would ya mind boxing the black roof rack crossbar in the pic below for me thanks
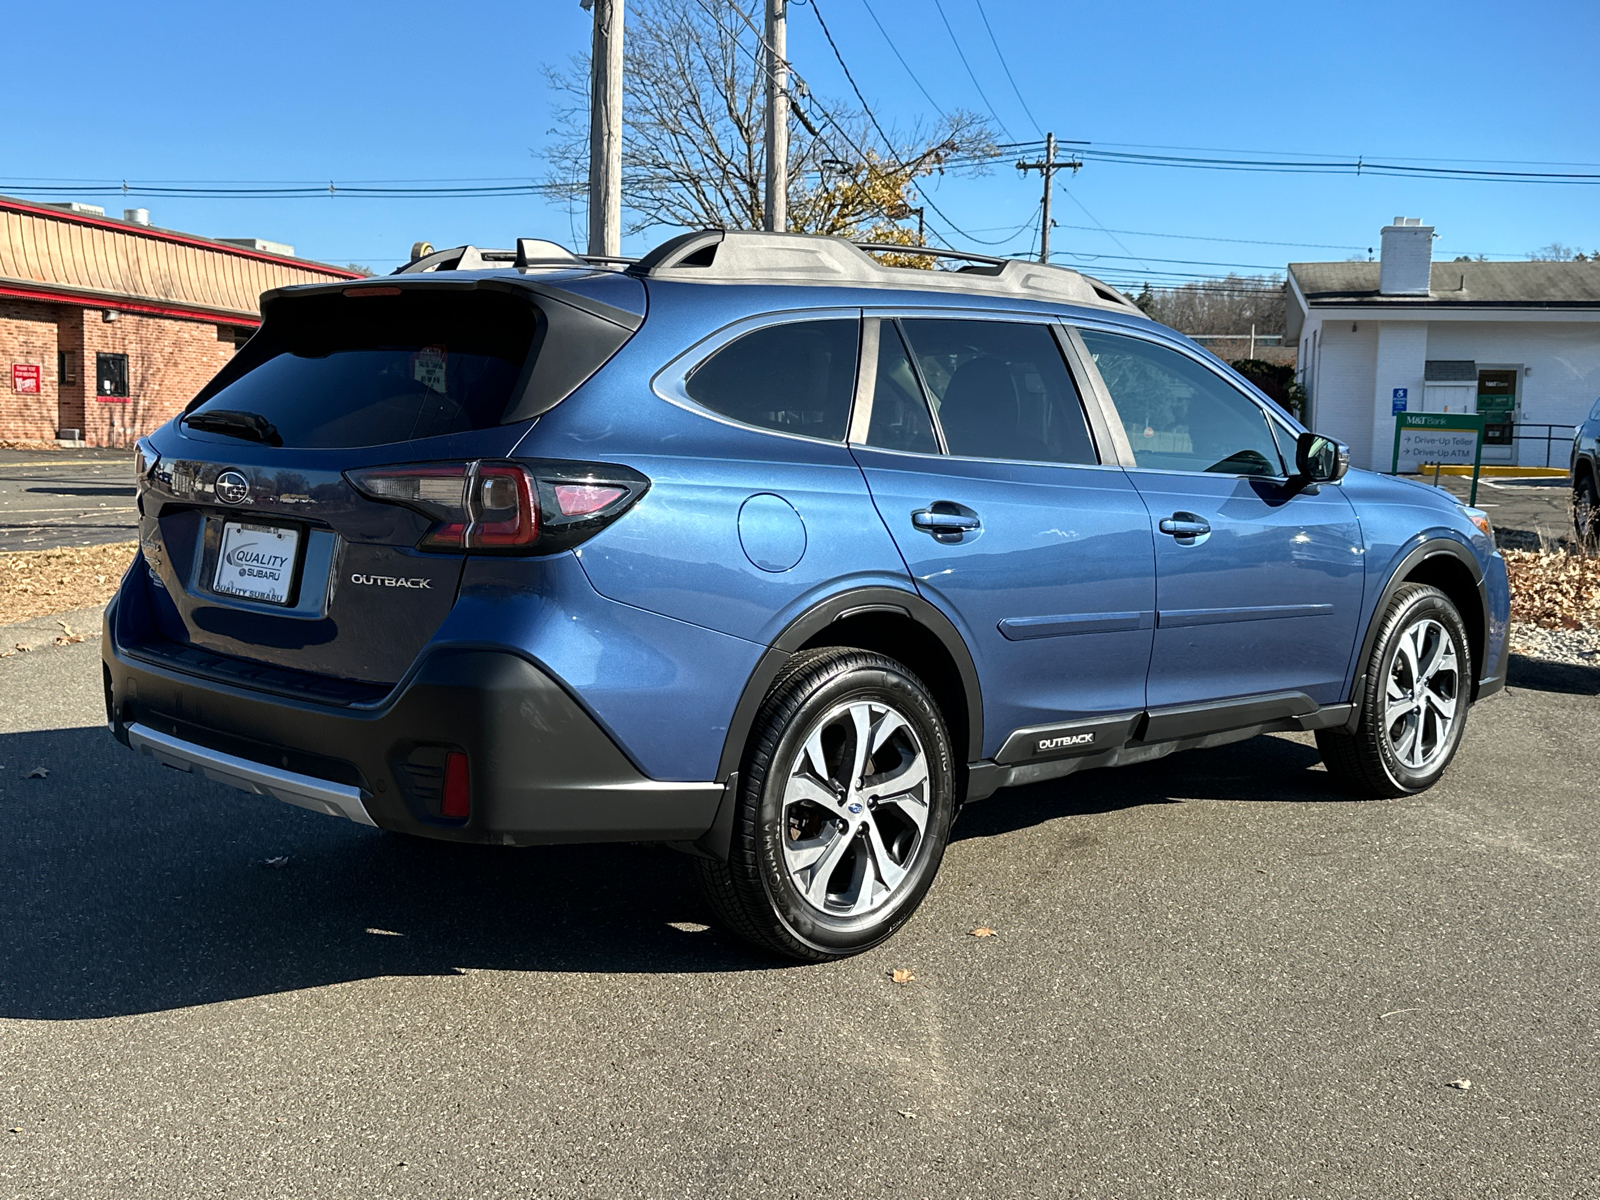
[851,242,1009,268]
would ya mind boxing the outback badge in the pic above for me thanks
[1036,731,1095,754]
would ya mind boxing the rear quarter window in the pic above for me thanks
[684,319,858,441]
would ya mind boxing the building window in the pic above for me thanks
[58,351,77,385]
[96,352,129,399]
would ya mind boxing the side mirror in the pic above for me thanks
[1295,432,1349,483]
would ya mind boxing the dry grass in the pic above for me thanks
[1,541,137,626]
[1503,548,1600,630]
[0,438,71,451]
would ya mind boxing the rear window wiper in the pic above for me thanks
[185,409,283,447]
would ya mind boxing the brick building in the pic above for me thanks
[0,197,359,447]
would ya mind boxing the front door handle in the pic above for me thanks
[912,504,980,541]
[1158,514,1211,538]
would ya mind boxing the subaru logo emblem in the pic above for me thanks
[214,470,250,505]
[847,801,863,814]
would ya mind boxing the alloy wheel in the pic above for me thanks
[779,698,931,917]
[1383,617,1460,772]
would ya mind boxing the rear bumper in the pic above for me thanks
[103,596,724,845]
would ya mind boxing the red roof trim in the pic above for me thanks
[0,194,361,280]
[0,281,262,327]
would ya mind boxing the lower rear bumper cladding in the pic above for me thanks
[102,600,722,846]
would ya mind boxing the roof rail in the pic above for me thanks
[394,240,627,275]
[624,229,1141,313]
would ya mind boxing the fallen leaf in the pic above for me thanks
[970,926,998,938]
[897,1110,917,1120]
[13,643,31,653]
[57,620,74,635]
[262,856,290,869]
[25,767,48,779]
[1448,1078,1472,1091]
[890,968,915,984]
[52,634,84,647]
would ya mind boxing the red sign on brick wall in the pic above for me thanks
[12,363,41,393]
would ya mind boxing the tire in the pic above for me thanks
[1574,470,1599,548]
[694,647,956,961]
[1316,583,1472,799]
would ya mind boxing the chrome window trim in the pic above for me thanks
[650,306,865,446]
[847,317,880,445]
[1066,320,1299,482]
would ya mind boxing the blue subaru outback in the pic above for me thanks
[106,230,1510,961]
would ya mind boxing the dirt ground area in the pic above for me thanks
[0,542,136,629]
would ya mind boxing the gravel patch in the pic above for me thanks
[1510,620,1600,666]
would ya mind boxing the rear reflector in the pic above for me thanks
[441,752,470,819]
[553,482,628,516]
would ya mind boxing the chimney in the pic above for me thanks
[1379,216,1433,295]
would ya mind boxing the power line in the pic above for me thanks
[1056,185,1151,271]
[857,0,946,118]
[804,0,983,246]
[971,0,1041,136]
[930,0,1014,141]
[1007,144,1600,184]
[1052,223,1367,252]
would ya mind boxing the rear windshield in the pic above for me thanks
[187,291,539,448]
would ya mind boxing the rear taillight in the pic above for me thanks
[441,752,470,819]
[344,458,648,555]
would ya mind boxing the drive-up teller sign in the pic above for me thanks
[1391,411,1485,503]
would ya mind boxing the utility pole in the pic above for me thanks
[1015,132,1082,264]
[584,0,624,258]
[762,0,788,232]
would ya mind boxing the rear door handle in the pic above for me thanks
[912,505,980,541]
[1158,514,1211,538]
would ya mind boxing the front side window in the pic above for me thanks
[898,319,1097,465]
[685,319,858,441]
[1078,329,1285,476]
[96,352,129,398]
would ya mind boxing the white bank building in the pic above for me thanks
[1287,220,1600,472]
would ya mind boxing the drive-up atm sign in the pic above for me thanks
[1391,412,1484,503]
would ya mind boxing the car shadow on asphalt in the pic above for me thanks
[955,731,1340,843]
[1506,653,1600,697]
[0,726,788,1020]
[0,721,1442,1019]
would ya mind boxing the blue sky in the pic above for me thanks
[4,0,1595,284]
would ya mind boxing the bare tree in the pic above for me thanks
[1133,274,1287,337]
[539,0,995,251]
[1528,242,1600,262]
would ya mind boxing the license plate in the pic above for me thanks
[213,522,300,605]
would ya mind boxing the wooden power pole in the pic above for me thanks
[585,0,624,258]
[1015,132,1082,264]
[762,0,788,232]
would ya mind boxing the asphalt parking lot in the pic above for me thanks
[0,449,137,551]
[1,616,1596,1199]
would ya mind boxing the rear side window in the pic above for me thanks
[187,291,538,448]
[898,319,1097,465]
[685,319,858,441]
[1079,329,1285,476]
[864,322,940,454]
